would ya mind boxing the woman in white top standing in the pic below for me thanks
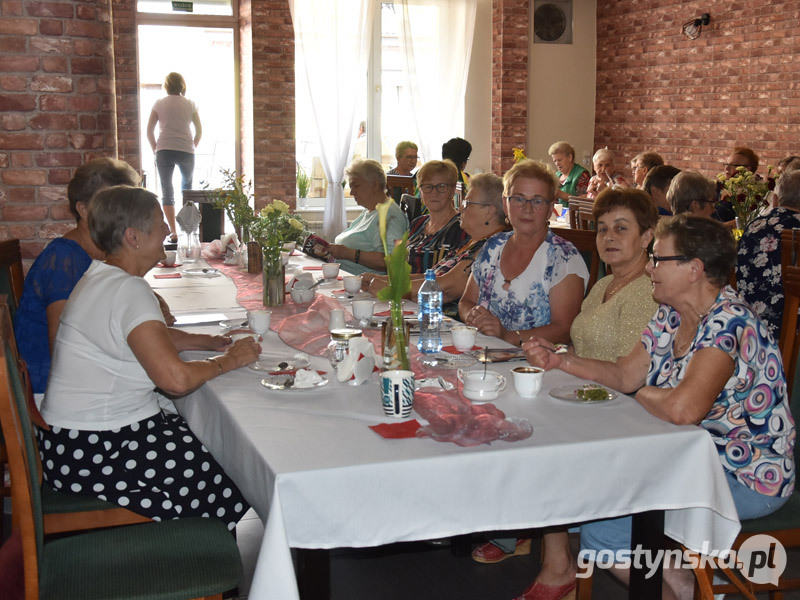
[147,72,202,243]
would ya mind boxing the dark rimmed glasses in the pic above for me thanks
[420,183,453,194]
[504,195,551,209]
[648,253,689,268]
[461,200,492,209]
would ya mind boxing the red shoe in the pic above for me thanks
[513,579,576,600]
[471,538,531,564]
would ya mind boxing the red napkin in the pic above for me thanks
[303,266,323,271]
[369,419,422,439]
[442,345,480,354]
[154,273,182,279]
[157,262,183,268]
[374,310,414,317]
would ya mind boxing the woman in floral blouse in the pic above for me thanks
[737,168,800,338]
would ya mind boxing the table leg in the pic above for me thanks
[629,510,665,599]
[296,548,330,600]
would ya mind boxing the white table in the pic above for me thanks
[151,257,741,600]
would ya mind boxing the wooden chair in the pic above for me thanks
[0,301,242,600]
[567,197,594,230]
[690,265,800,599]
[182,190,226,242]
[386,174,415,204]
[780,229,800,374]
[553,228,603,293]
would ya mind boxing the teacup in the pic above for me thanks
[343,275,362,294]
[290,287,316,304]
[450,325,477,352]
[281,251,290,266]
[162,250,177,267]
[457,369,506,403]
[352,300,375,323]
[329,309,346,331]
[247,310,271,335]
[512,366,544,398]
[379,369,415,418]
[230,332,259,342]
[322,263,340,279]
[283,241,296,253]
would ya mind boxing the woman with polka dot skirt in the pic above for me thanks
[37,185,260,530]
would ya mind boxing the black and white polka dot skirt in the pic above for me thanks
[37,412,249,531]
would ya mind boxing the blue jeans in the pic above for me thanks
[155,149,194,206]
[580,470,792,554]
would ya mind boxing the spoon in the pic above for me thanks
[482,346,488,379]
[309,278,325,289]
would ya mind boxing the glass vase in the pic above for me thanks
[381,300,410,371]
[262,254,285,307]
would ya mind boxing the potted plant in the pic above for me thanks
[296,162,311,208]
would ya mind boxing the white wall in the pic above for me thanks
[528,0,597,169]
[463,0,492,174]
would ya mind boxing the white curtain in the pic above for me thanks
[291,0,375,240]
[399,0,477,162]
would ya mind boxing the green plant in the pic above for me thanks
[250,199,309,265]
[203,169,255,230]
[296,163,311,198]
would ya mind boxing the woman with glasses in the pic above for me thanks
[406,160,469,273]
[362,173,507,317]
[667,170,717,218]
[459,160,588,347]
[521,215,793,600]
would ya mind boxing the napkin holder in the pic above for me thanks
[336,337,377,385]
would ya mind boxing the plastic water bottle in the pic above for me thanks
[417,269,443,353]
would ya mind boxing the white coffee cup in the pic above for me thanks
[230,332,259,342]
[351,300,375,323]
[322,263,340,279]
[450,325,477,352]
[329,309,346,331]
[343,275,362,294]
[291,287,315,304]
[247,310,271,335]
[512,366,545,398]
[457,369,506,403]
[162,250,177,267]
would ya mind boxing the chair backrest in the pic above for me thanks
[386,174,415,204]
[0,300,44,597]
[0,240,24,317]
[400,193,424,225]
[567,197,594,230]
[552,228,603,293]
[781,264,800,400]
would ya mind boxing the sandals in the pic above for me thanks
[513,579,576,600]
[471,538,532,564]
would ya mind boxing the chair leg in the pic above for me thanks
[691,559,715,600]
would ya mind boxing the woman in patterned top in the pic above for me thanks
[405,159,469,273]
[362,173,507,317]
[459,160,588,348]
[522,214,794,600]
[586,148,630,200]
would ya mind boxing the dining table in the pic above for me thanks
[146,250,741,600]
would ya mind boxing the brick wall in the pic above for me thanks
[594,0,800,176]
[250,0,295,211]
[0,0,116,261]
[111,0,140,172]
[491,0,528,175]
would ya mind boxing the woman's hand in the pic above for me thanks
[221,337,260,369]
[522,337,563,371]
[464,305,505,339]
[206,334,233,352]
[154,292,176,326]
[326,244,347,260]
[365,274,388,295]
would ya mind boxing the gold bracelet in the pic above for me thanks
[207,357,224,374]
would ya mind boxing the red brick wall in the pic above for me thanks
[491,0,528,175]
[594,0,800,176]
[250,0,295,211]
[111,0,140,172]
[0,0,116,261]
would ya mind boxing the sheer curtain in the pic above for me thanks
[291,0,375,239]
[398,0,477,162]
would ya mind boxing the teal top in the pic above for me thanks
[334,200,408,275]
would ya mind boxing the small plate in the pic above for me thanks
[416,352,477,369]
[183,267,221,278]
[415,377,455,391]
[220,318,248,330]
[473,348,526,363]
[261,373,329,391]
[549,384,617,404]
[248,354,311,372]
[332,291,371,301]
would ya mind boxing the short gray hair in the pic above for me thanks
[345,159,386,188]
[776,170,800,210]
[89,185,161,255]
[667,171,715,214]
[592,147,614,164]
[468,172,505,221]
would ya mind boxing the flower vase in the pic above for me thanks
[382,301,410,371]
[262,255,285,307]
[733,217,744,242]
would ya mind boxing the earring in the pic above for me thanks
[484,220,490,226]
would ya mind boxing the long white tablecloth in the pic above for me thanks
[151,257,741,600]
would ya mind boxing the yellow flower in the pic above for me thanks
[376,198,393,255]
[289,217,303,230]
[512,147,527,163]
[260,205,274,216]
[272,199,290,214]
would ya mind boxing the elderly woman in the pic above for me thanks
[459,160,588,346]
[586,148,629,200]
[326,159,408,275]
[363,173,507,317]
[737,168,800,338]
[549,141,590,206]
[387,140,419,177]
[643,164,681,216]
[37,185,259,530]
[471,189,659,574]
[14,158,174,395]
[667,170,716,218]
[521,215,794,600]
[406,160,469,273]
[630,151,664,189]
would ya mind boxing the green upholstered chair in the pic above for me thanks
[0,302,242,599]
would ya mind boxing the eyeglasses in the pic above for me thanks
[648,252,688,268]
[504,195,551,208]
[461,200,492,209]
[401,155,418,161]
[420,183,453,194]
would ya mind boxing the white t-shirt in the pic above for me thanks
[152,94,198,154]
[41,261,165,430]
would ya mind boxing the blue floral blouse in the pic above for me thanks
[642,286,795,498]
[471,230,589,331]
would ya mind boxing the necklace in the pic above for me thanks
[604,264,647,300]
[673,293,719,357]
